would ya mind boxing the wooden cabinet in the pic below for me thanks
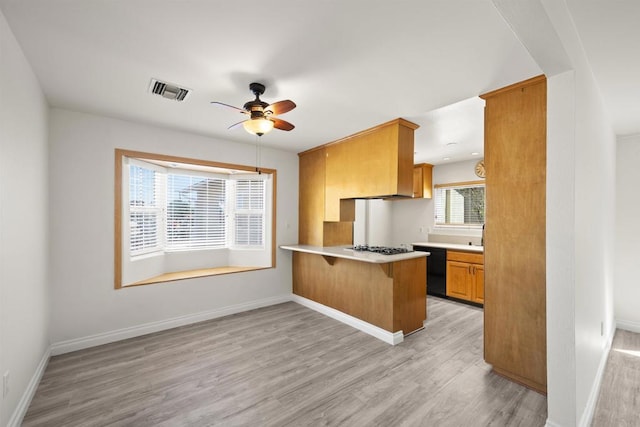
[324,118,418,220]
[298,148,352,247]
[299,118,418,246]
[298,147,327,247]
[292,251,426,335]
[481,75,547,394]
[446,250,484,303]
[412,163,433,198]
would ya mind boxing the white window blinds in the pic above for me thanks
[234,179,265,246]
[166,174,226,250]
[127,158,268,256]
[434,182,485,226]
[129,164,163,255]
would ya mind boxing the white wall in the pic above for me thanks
[546,71,578,427]
[615,134,640,331]
[571,61,616,427]
[432,159,480,185]
[48,109,298,348]
[541,1,617,425]
[0,10,50,426]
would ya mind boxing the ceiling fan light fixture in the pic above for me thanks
[243,118,274,136]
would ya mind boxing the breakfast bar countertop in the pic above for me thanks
[280,244,429,264]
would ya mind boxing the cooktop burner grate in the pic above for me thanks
[351,245,412,255]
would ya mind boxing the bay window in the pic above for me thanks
[115,149,275,288]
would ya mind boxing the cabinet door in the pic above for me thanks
[298,148,326,246]
[446,261,471,300]
[472,264,484,304]
[413,167,423,198]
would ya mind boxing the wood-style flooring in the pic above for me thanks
[592,329,640,427]
[23,297,548,426]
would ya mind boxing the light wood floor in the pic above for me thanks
[23,298,548,426]
[592,329,640,426]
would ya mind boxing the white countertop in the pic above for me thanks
[280,244,429,264]
[412,242,484,253]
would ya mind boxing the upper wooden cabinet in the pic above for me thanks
[481,75,547,394]
[298,147,327,247]
[298,147,352,247]
[299,118,418,244]
[323,119,418,221]
[413,163,433,199]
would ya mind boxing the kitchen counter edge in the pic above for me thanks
[280,244,429,264]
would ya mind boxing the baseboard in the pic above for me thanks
[291,294,404,345]
[7,347,50,427]
[577,319,616,427]
[50,294,291,355]
[616,318,640,333]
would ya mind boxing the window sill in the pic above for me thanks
[123,266,268,287]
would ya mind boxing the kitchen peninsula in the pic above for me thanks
[282,244,428,345]
[285,118,426,345]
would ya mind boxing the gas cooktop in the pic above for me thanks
[350,245,413,255]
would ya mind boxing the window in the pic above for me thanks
[233,179,265,246]
[115,149,275,288]
[129,164,162,255]
[434,181,485,226]
[166,173,226,250]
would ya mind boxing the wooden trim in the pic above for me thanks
[479,75,546,100]
[115,148,277,175]
[271,170,277,269]
[114,150,123,289]
[114,148,277,288]
[297,118,419,156]
[434,180,485,189]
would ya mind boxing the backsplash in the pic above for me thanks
[428,231,482,246]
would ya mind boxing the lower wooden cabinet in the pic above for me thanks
[446,250,484,304]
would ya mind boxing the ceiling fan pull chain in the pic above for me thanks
[255,134,261,174]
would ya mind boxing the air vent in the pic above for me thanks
[149,79,190,101]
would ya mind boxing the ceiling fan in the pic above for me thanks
[211,82,296,136]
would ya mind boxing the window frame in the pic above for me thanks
[433,180,485,228]
[115,149,277,289]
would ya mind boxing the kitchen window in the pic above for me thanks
[434,181,485,227]
[115,149,275,288]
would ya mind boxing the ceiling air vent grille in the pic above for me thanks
[149,79,190,101]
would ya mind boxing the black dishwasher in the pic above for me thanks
[414,246,447,297]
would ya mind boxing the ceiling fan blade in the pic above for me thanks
[211,101,248,113]
[227,119,247,130]
[270,117,295,131]
[265,100,296,116]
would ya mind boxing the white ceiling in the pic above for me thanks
[566,0,640,137]
[0,0,637,165]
